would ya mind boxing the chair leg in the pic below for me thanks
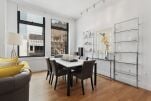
[76,77,78,83]
[51,74,54,85]
[49,72,52,84]
[64,75,67,82]
[46,71,49,80]
[54,76,58,90]
[63,75,66,81]
[81,80,85,95]
[91,77,94,91]
[70,74,73,87]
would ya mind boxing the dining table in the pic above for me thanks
[51,58,97,96]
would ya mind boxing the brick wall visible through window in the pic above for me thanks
[51,19,68,56]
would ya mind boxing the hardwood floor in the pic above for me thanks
[30,72,151,101]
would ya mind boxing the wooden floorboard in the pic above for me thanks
[30,72,151,101]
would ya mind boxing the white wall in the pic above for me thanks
[76,0,140,47]
[5,0,76,72]
[140,0,151,91]
[0,0,7,57]
[76,0,151,90]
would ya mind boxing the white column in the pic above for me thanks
[0,0,7,57]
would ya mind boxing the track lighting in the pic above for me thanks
[80,12,83,16]
[102,0,106,3]
[86,8,88,12]
[80,0,106,16]
[93,4,96,8]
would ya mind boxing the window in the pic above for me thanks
[51,19,68,56]
[17,11,45,57]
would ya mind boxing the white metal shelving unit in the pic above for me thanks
[114,18,139,87]
[83,31,96,58]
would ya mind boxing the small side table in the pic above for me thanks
[96,58,114,79]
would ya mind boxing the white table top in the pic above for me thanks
[50,58,85,68]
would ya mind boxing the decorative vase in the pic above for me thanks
[105,49,109,60]
[105,45,109,60]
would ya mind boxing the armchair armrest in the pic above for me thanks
[0,69,31,95]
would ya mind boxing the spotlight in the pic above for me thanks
[93,4,96,8]
[102,0,106,3]
[86,8,89,12]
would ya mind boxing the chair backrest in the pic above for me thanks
[45,58,52,72]
[50,60,58,75]
[81,60,95,79]
[79,56,81,59]
[86,57,89,60]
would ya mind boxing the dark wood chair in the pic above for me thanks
[86,57,89,60]
[50,60,68,90]
[73,60,95,95]
[45,58,53,84]
[79,56,81,59]
[72,56,89,83]
[74,56,89,80]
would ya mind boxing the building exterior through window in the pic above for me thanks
[51,19,68,56]
[18,11,45,57]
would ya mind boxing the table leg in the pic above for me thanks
[67,69,71,96]
[94,63,97,86]
[70,74,73,87]
[110,61,112,79]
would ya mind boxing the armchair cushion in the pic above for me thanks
[0,65,24,78]
[0,57,18,67]
[19,61,30,69]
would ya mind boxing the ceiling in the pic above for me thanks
[13,0,104,19]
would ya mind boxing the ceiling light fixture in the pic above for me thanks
[93,4,96,8]
[80,12,83,16]
[102,0,106,3]
[86,8,89,12]
[80,0,106,16]
[16,0,19,10]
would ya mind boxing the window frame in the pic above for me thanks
[17,11,45,58]
[51,19,69,56]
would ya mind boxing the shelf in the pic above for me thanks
[115,28,138,34]
[51,41,64,43]
[94,58,114,61]
[115,70,136,77]
[114,40,138,43]
[115,61,137,65]
[115,17,139,25]
[114,18,139,87]
[115,52,138,54]
[84,44,93,46]
[84,37,94,39]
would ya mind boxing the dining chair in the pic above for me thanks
[79,56,81,59]
[50,60,68,90]
[73,60,95,95]
[86,57,89,60]
[72,56,89,84]
[45,58,53,84]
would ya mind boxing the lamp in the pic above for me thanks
[7,32,22,58]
